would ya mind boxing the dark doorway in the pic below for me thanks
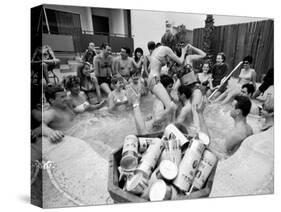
[92,15,109,35]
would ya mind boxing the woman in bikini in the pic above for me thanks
[197,62,214,96]
[77,62,102,104]
[64,75,105,113]
[148,32,188,122]
[108,76,130,111]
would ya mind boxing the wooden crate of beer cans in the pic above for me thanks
[108,124,218,203]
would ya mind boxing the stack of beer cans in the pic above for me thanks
[118,124,218,201]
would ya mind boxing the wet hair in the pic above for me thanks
[234,95,252,117]
[63,75,80,90]
[155,42,162,48]
[243,55,253,64]
[160,75,174,88]
[134,47,143,62]
[45,85,64,103]
[77,62,91,80]
[111,76,124,85]
[217,52,226,62]
[147,41,156,51]
[121,47,131,55]
[100,43,110,49]
[161,32,176,50]
[242,83,255,96]
[178,84,192,99]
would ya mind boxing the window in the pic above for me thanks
[43,9,81,35]
[92,15,109,35]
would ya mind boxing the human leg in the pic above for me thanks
[152,82,177,122]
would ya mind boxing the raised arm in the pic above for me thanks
[186,44,206,62]
[195,101,210,138]
[126,86,147,135]
[166,45,188,65]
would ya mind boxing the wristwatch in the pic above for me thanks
[133,103,139,108]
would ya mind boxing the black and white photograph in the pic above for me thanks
[30,2,274,209]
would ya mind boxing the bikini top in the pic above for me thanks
[81,79,95,92]
[73,101,90,113]
[198,73,211,86]
[113,94,128,104]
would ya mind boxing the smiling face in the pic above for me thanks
[120,48,128,59]
[53,91,68,109]
[243,60,251,69]
[216,55,223,65]
[70,83,80,96]
[103,45,112,57]
[82,64,91,77]
[202,63,210,74]
[136,51,142,59]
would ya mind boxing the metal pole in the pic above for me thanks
[208,61,243,100]
[42,6,50,34]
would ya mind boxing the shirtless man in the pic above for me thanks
[176,84,193,128]
[224,95,253,154]
[42,85,75,142]
[112,47,143,81]
[93,43,114,95]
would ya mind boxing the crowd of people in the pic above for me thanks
[31,31,274,160]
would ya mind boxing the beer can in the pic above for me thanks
[138,137,156,153]
[160,138,182,166]
[149,180,172,201]
[156,160,178,181]
[164,124,189,147]
[137,138,164,178]
[120,135,139,171]
[192,150,218,190]
[126,172,148,195]
[172,139,205,192]
[197,131,210,146]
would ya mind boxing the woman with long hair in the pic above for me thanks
[77,62,102,104]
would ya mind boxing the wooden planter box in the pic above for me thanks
[107,132,218,203]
